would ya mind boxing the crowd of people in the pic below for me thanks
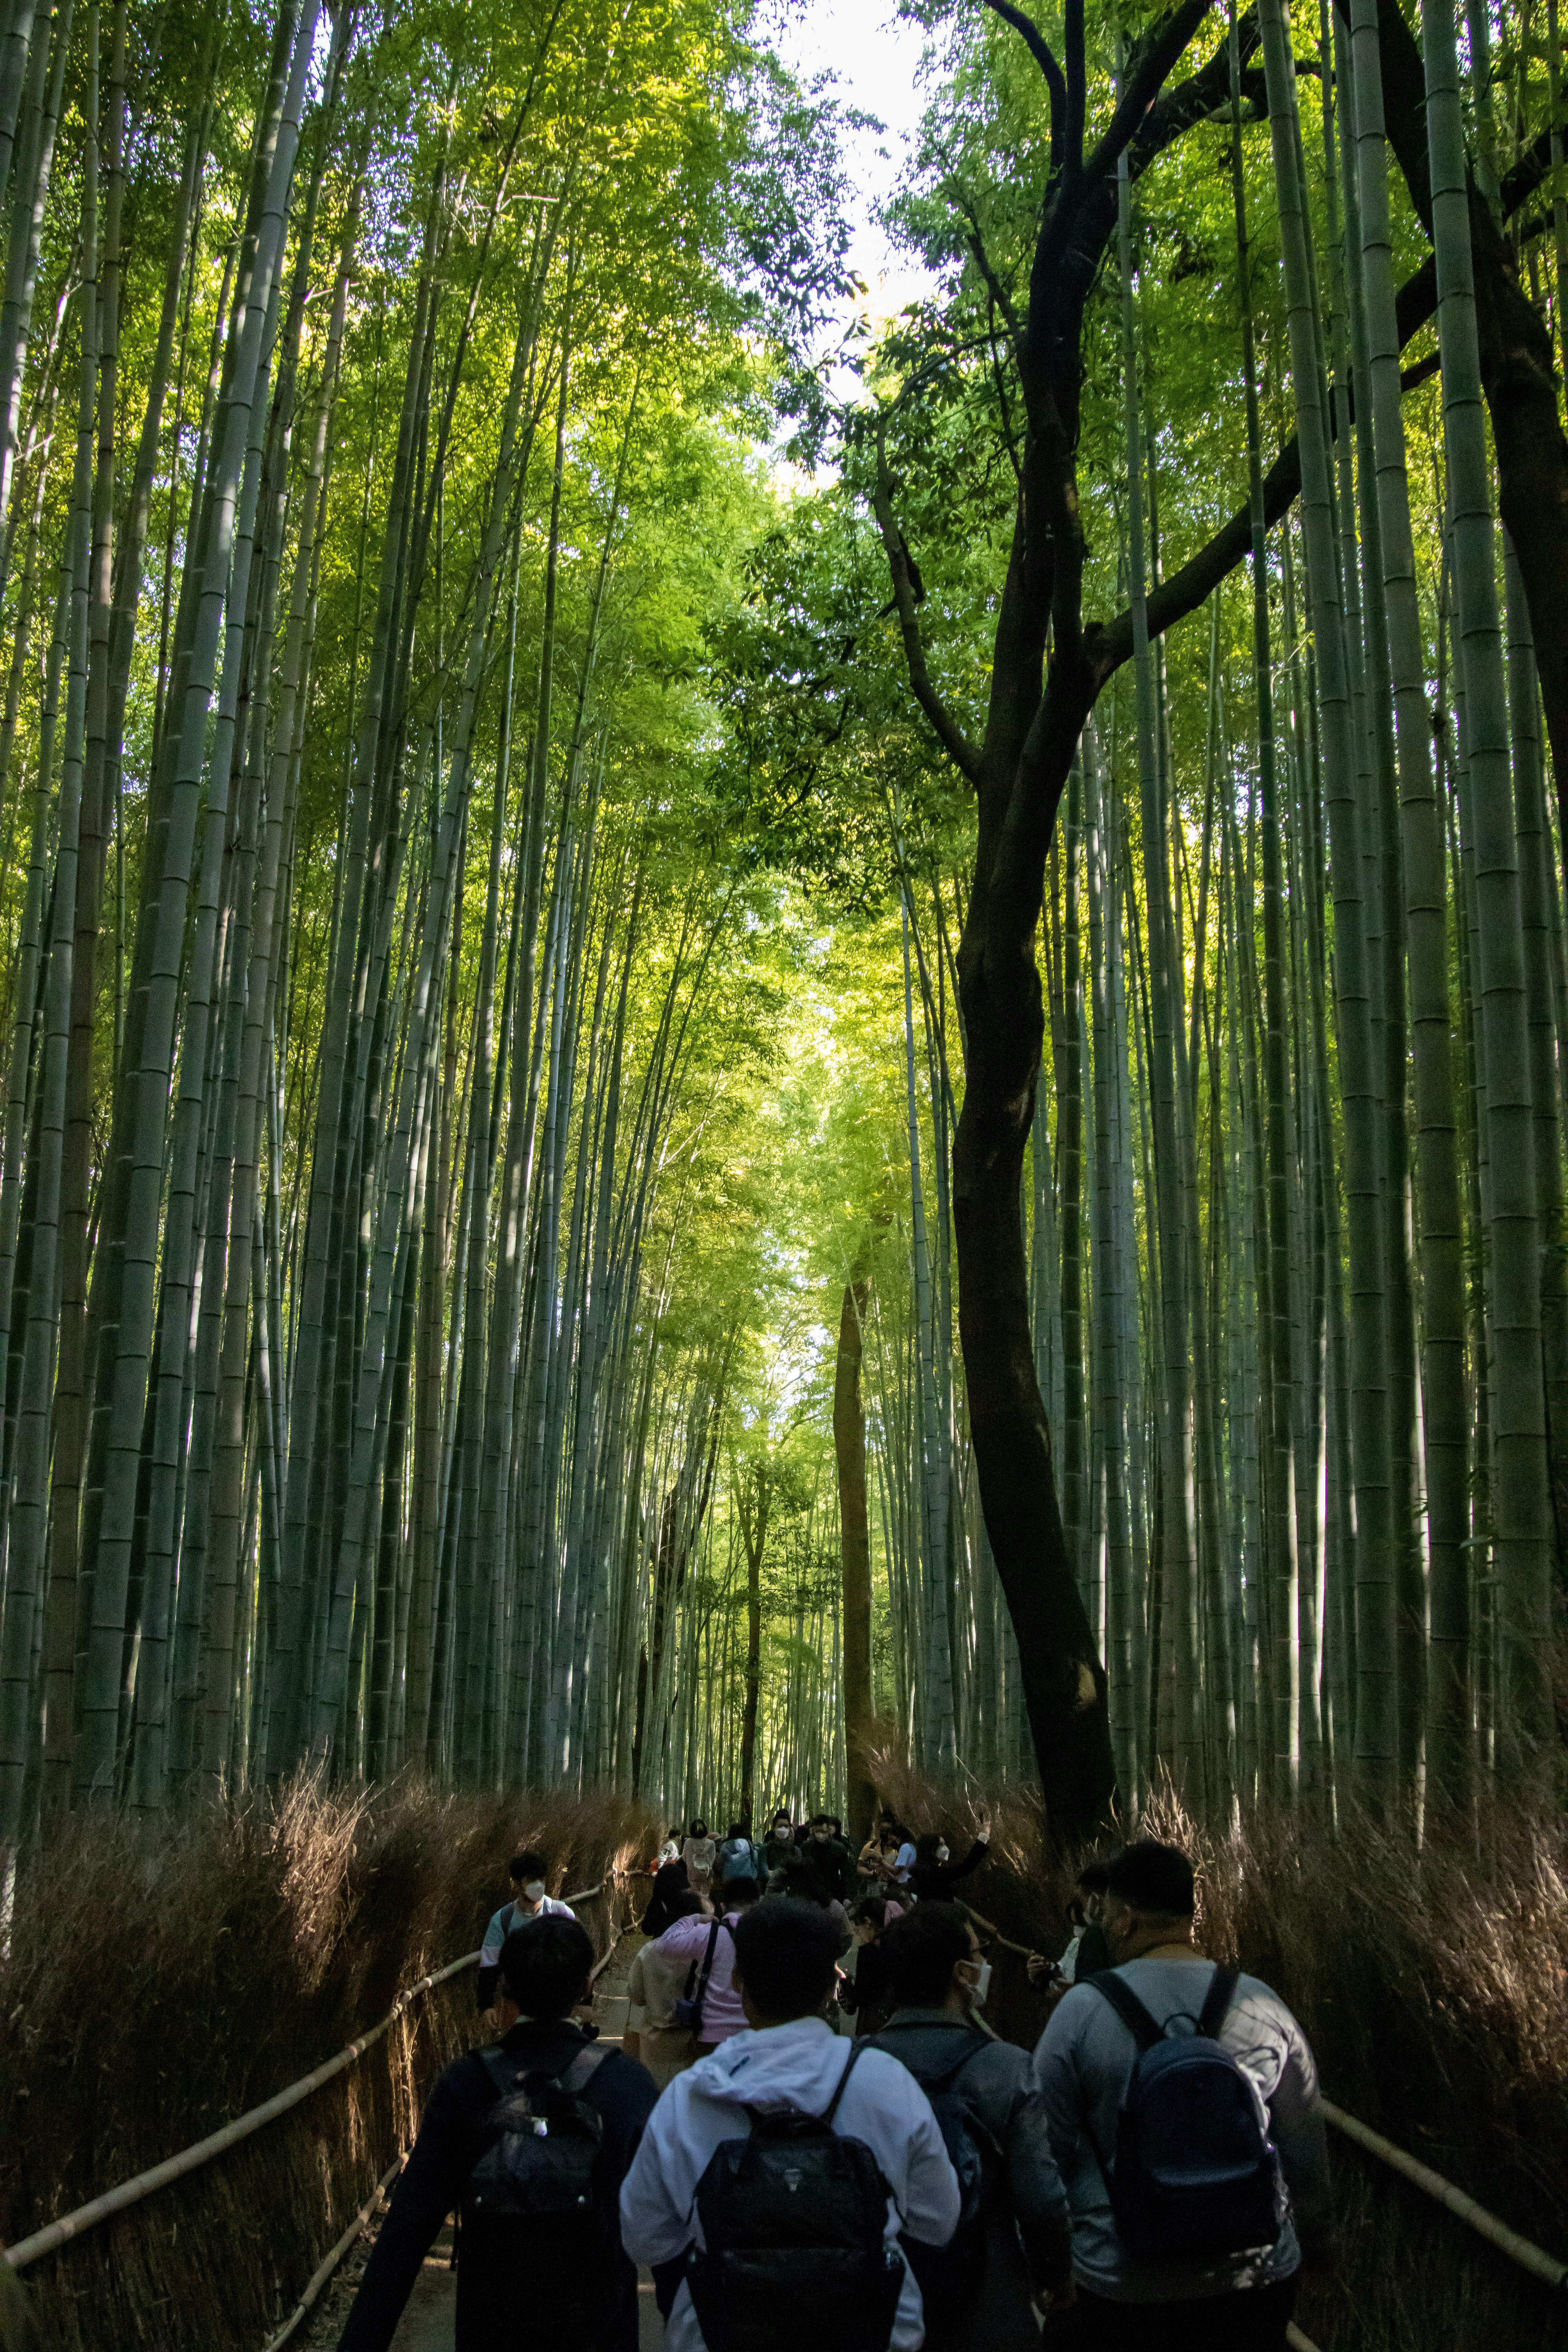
[334,1814,1333,2352]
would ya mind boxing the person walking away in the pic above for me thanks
[775,1849,853,1954]
[1033,1839,1334,2350]
[762,1809,799,1872]
[655,1874,761,2055]
[642,1857,695,1937]
[715,1820,762,1884]
[837,1896,901,2039]
[477,1848,576,2010]
[869,1903,1071,2350]
[338,1917,657,2352]
[805,1813,859,1903]
[626,1889,705,2088]
[908,1816,992,1905]
[683,1819,718,1893]
[620,1896,961,2352]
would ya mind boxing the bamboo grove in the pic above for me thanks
[0,0,1564,1854]
[0,0,861,1836]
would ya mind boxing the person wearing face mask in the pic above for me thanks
[1032,1839,1334,2348]
[476,1847,577,2010]
[908,1812,993,1904]
[869,1903,1072,2350]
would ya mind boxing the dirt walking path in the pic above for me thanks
[299,1931,659,2351]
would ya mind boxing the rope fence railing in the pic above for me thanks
[17,1871,1562,2341]
[3,1877,618,2276]
[1320,2100,1566,2294]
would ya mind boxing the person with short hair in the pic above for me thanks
[1033,1839,1334,2349]
[338,1916,657,2352]
[1027,1857,1117,1994]
[870,1903,1071,2349]
[772,1847,853,1954]
[654,1872,762,2054]
[837,1894,901,2037]
[626,1888,705,2088]
[620,1896,962,2352]
[761,1808,799,1871]
[476,1847,575,2010]
[804,1812,859,1903]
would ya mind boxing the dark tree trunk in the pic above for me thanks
[868,0,1447,1838]
[834,1273,875,1843]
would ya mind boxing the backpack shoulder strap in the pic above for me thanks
[1197,1962,1240,2040]
[557,2041,615,2098]
[1085,1969,1166,2052]
[685,1917,722,1996]
[821,2035,872,2125]
[926,2023,1001,2098]
[474,2042,518,2099]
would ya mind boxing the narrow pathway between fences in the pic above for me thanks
[294,1932,660,2352]
[10,1884,1565,2352]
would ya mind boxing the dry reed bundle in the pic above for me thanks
[0,1774,655,2352]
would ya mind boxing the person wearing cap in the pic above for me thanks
[1032,1839,1334,2347]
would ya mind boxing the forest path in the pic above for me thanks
[298,1930,659,2350]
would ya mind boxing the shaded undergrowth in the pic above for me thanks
[0,1774,654,2352]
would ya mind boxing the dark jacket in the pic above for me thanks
[909,1837,990,1906]
[1071,1920,1112,1980]
[639,1859,691,1936]
[336,2020,658,2352]
[868,2009,1071,2352]
[802,1834,858,1902]
[837,1937,898,2037]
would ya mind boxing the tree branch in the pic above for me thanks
[1064,0,1086,172]
[948,179,1025,345]
[871,424,983,784]
[1127,7,1264,179]
[1085,0,1214,181]
[1090,253,1438,673]
[982,0,1068,168]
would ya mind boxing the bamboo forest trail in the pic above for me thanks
[0,0,1565,2348]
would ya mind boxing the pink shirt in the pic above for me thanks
[655,1910,744,2041]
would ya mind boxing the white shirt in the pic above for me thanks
[620,2014,961,2351]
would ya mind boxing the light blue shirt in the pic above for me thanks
[478,1893,575,1969]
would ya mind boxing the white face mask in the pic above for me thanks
[965,1958,992,2008]
[522,1881,546,1904]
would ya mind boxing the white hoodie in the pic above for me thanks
[619,2013,961,2352]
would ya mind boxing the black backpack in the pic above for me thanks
[462,2040,615,2321]
[686,2039,905,2352]
[874,2029,1000,2327]
[1086,1964,1285,2260]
